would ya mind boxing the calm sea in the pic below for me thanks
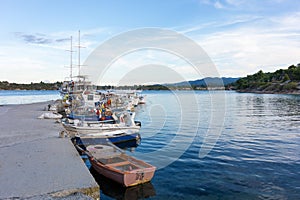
[0,90,60,105]
[101,90,300,200]
[1,90,299,199]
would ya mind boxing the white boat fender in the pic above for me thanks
[112,113,118,121]
[120,115,125,123]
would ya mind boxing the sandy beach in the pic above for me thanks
[0,101,99,199]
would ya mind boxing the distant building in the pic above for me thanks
[207,86,225,90]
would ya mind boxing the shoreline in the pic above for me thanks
[236,89,300,95]
[0,102,99,199]
[0,99,56,106]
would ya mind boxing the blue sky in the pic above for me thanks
[1,0,300,84]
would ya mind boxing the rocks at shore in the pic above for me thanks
[237,81,300,94]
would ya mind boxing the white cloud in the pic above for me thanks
[199,0,225,9]
[191,12,300,77]
[96,49,203,85]
[0,28,114,83]
[199,0,298,11]
[198,0,242,9]
[2,9,300,84]
[0,43,69,83]
[225,0,245,6]
[214,1,225,9]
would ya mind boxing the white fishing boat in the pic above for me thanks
[62,112,141,136]
[131,96,139,107]
[138,95,146,104]
[74,129,141,145]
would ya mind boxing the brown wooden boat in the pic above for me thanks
[86,144,156,187]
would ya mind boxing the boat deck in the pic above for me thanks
[88,144,153,172]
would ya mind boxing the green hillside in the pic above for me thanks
[0,81,62,90]
[235,64,300,94]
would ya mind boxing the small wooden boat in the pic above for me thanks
[85,144,156,187]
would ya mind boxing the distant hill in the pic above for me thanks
[0,81,62,90]
[234,64,300,94]
[133,77,239,90]
[171,77,240,87]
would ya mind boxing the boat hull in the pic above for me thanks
[62,122,140,136]
[86,144,156,187]
[79,131,141,145]
[90,157,155,187]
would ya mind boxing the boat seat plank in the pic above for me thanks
[106,161,131,167]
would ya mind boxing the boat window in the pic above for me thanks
[88,95,94,101]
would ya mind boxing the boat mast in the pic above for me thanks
[66,36,74,80]
[77,30,85,77]
[78,31,81,76]
[70,36,73,79]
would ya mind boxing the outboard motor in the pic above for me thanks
[134,121,142,127]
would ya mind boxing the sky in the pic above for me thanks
[0,0,300,85]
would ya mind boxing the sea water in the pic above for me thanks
[2,90,299,199]
[0,90,60,105]
[100,90,300,200]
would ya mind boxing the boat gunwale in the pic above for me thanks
[76,143,155,187]
[91,153,156,173]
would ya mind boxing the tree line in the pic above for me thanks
[0,81,62,90]
[234,64,300,92]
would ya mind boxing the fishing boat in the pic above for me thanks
[138,95,146,104]
[84,144,156,187]
[66,105,117,122]
[62,112,141,136]
[73,129,141,145]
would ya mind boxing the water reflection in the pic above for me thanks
[114,138,140,150]
[97,139,155,200]
[74,91,300,199]
[233,93,300,133]
[91,168,156,200]
[75,137,155,200]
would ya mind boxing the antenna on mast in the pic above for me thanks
[76,30,85,76]
[70,36,73,79]
[65,36,75,80]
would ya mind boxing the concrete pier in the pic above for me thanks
[0,101,99,199]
